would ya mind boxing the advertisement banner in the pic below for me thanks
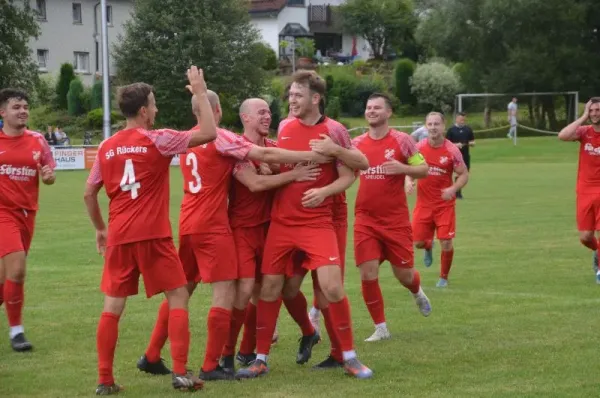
[51,147,85,170]
[84,147,98,169]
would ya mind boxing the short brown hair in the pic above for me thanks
[0,88,29,108]
[426,111,445,122]
[290,70,326,97]
[367,93,393,110]
[117,83,153,118]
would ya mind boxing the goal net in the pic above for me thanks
[455,92,579,145]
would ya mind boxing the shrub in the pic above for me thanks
[55,63,75,110]
[33,74,56,107]
[91,79,103,110]
[411,62,462,112]
[85,108,123,129]
[252,42,278,71]
[394,58,416,105]
[67,78,86,116]
[27,106,72,132]
[269,96,282,132]
[325,96,341,120]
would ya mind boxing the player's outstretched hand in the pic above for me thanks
[96,228,108,256]
[38,164,56,185]
[259,163,273,175]
[404,178,416,195]
[382,160,407,175]
[294,163,321,182]
[309,152,334,164]
[310,134,339,156]
[441,187,456,201]
[302,188,326,208]
[185,66,208,96]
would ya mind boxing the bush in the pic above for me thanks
[219,95,243,131]
[270,77,286,99]
[325,96,341,120]
[394,58,416,105]
[28,106,72,132]
[33,74,56,107]
[91,79,103,110]
[269,97,282,132]
[67,78,86,116]
[55,63,75,110]
[325,75,334,98]
[252,42,278,71]
[85,108,123,129]
[411,62,462,112]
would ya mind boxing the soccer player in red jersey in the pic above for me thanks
[406,112,469,288]
[236,70,373,380]
[0,88,56,352]
[139,91,328,382]
[343,93,431,341]
[84,67,216,394]
[220,97,320,371]
[558,98,600,281]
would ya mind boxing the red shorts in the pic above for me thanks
[577,194,600,231]
[0,208,36,258]
[293,222,347,278]
[412,205,456,241]
[233,223,269,280]
[262,222,340,277]
[354,224,414,268]
[179,233,238,283]
[101,238,186,298]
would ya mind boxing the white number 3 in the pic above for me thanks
[120,159,141,199]
[186,152,202,193]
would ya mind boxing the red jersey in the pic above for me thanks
[0,130,55,211]
[353,130,421,228]
[87,128,192,246]
[271,117,352,227]
[416,138,465,208]
[228,136,277,229]
[575,125,600,194]
[179,128,252,235]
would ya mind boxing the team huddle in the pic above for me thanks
[2,66,598,395]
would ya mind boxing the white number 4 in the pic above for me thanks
[120,159,141,199]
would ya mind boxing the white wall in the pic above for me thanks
[250,16,280,54]
[278,6,308,32]
[308,0,345,6]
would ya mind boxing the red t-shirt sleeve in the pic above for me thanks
[143,128,193,156]
[327,120,353,149]
[447,143,466,170]
[575,126,588,141]
[215,129,252,160]
[37,134,56,168]
[86,152,102,185]
[392,131,419,161]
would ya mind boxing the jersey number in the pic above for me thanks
[186,153,202,193]
[120,159,141,199]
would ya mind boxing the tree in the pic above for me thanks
[55,63,76,110]
[394,58,416,105]
[411,62,462,112]
[113,0,269,128]
[67,77,85,116]
[0,1,40,92]
[90,78,103,110]
[338,0,417,60]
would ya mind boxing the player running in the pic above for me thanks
[349,93,431,341]
[558,98,600,281]
[236,70,373,380]
[84,66,216,394]
[138,91,328,382]
[0,88,56,352]
[406,112,469,288]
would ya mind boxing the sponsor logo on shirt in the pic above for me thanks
[428,165,448,176]
[584,143,600,156]
[105,146,148,159]
[360,165,387,180]
[0,164,37,181]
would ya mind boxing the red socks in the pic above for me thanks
[321,306,342,362]
[327,297,354,352]
[399,269,421,294]
[361,279,385,325]
[97,312,120,385]
[222,307,247,357]
[5,280,24,326]
[283,292,315,336]
[239,302,257,355]
[168,308,190,375]
[255,298,282,356]
[441,249,454,279]
[202,307,231,372]
[581,238,599,251]
[145,299,170,362]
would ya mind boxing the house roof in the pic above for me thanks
[279,23,313,37]
[248,0,287,14]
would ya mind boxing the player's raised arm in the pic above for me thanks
[246,145,332,165]
[83,155,107,255]
[302,163,356,208]
[559,100,594,141]
[233,160,320,193]
[309,121,369,170]
[185,66,217,147]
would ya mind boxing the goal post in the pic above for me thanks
[455,91,579,145]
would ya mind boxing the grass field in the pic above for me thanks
[1,136,598,397]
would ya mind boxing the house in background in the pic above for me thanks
[249,0,372,63]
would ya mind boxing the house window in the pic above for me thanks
[72,3,82,24]
[37,49,48,70]
[287,0,304,6]
[36,0,47,21]
[106,5,113,25]
[73,52,90,73]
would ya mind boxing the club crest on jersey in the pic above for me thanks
[439,156,448,165]
[384,148,395,160]
[32,151,41,162]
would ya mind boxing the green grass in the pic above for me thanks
[1,136,598,397]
